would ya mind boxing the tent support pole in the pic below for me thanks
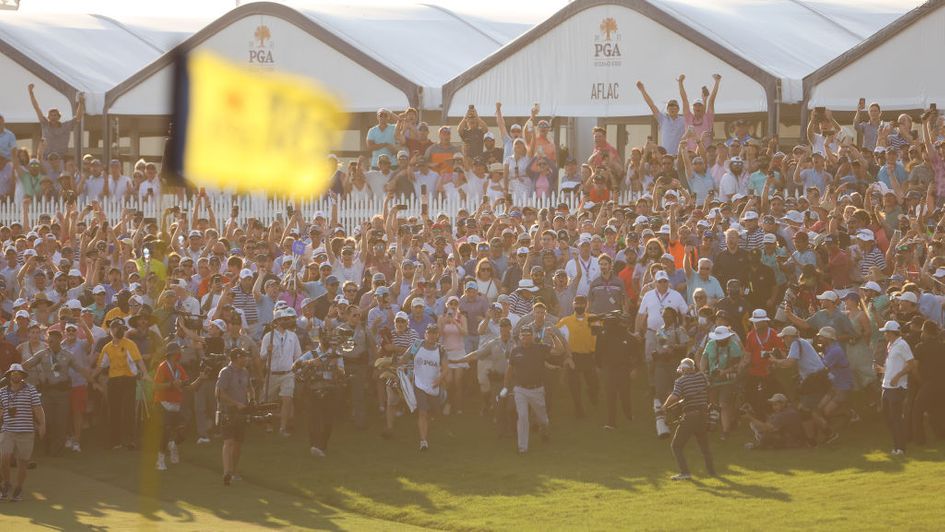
[103,114,111,165]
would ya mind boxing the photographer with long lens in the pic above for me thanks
[293,330,346,457]
[215,348,254,486]
[175,316,225,445]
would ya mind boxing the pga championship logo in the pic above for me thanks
[591,17,621,101]
[593,17,622,66]
[249,24,275,65]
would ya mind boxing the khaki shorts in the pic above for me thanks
[0,431,35,461]
[265,372,295,401]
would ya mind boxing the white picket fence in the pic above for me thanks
[0,190,647,234]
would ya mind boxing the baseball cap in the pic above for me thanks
[777,326,799,338]
[654,271,670,281]
[768,393,789,403]
[239,268,254,279]
[816,290,839,302]
[395,311,409,321]
[465,280,479,291]
[878,320,901,332]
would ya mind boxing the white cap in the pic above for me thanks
[781,211,804,225]
[748,309,770,322]
[314,211,327,219]
[65,299,82,310]
[130,295,144,305]
[516,246,530,255]
[68,268,82,277]
[395,311,409,320]
[634,215,649,225]
[878,320,901,333]
[13,298,28,307]
[897,291,917,304]
[741,210,759,221]
[239,268,254,279]
[188,230,202,238]
[676,358,696,373]
[92,285,106,295]
[934,267,945,279]
[657,224,671,235]
[861,281,882,293]
[855,229,875,242]
[777,326,799,338]
[15,310,30,319]
[467,235,481,245]
[816,290,839,302]
[517,279,539,292]
[410,298,425,307]
[817,326,837,340]
[762,233,777,244]
[484,131,495,140]
[660,253,675,262]
[210,319,227,331]
[731,193,747,203]
[654,270,670,281]
[129,282,142,292]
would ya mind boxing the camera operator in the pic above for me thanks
[661,358,716,481]
[293,331,346,457]
[460,317,514,429]
[592,313,641,430]
[742,393,806,450]
[652,307,689,437]
[215,348,254,486]
[769,326,838,446]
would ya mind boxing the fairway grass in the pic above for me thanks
[3,404,943,531]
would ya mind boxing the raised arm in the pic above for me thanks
[495,102,509,143]
[678,75,690,116]
[635,81,660,118]
[707,74,721,113]
[27,84,44,122]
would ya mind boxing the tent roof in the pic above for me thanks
[444,0,922,114]
[106,1,546,113]
[803,0,945,109]
[0,12,174,115]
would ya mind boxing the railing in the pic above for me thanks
[1,190,648,234]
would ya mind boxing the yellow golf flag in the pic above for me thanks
[175,51,347,196]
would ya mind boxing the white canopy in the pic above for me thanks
[0,12,175,122]
[805,0,945,111]
[106,1,546,116]
[443,0,922,119]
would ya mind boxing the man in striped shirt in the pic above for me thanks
[661,358,716,480]
[0,363,46,502]
[852,230,886,280]
[739,211,765,251]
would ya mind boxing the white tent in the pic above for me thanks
[804,0,945,112]
[105,1,543,117]
[442,0,922,128]
[0,12,173,123]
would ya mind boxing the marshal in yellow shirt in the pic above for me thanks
[96,338,144,378]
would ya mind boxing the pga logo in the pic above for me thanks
[594,42,622,58]
[249,24,275,64]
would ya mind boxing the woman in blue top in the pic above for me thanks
[700,325,744,439]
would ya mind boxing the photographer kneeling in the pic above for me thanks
[742,394,806,450]
[215,348,254,486]
[293,331,346,458]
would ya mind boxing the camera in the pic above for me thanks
[199,353,228,377]
[588,310,633,336]
[242,401,280,424]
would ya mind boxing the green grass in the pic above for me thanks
[4,390,945,531]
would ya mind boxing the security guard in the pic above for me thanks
[593,314,640,429]
[661,358,717,480]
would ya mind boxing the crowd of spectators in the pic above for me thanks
[1,74,945,493]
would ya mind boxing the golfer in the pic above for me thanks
[0,363,46,502]
[661,358,716,480]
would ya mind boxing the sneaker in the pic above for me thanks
[744,442,758,450]
[824,432,840,445]
[848,409,861,423]
[72,442,81,453]
[10,487,22,502]
[112,444,125,451]
[603,425,615,431]
[65,437,74,450]
[223,473,232,486]
[442,403,451,416]
[419,440,429,452]
[156,453,167,471]
[231,475,242,481]
[196,437,211,445]
[168,441,180,464]
[0,482,9,501]
[310,446,326,458]
[280,430,292,438]
[891,448,905,456]
[671,473,692,481]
